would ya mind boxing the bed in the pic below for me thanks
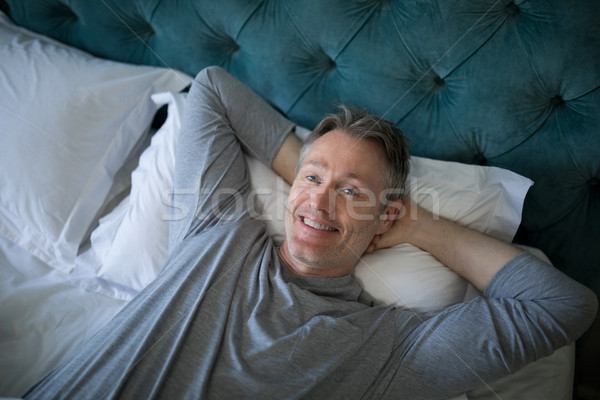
[0,0,598,398]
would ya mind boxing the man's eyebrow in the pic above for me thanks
[303,160,368,185]
[342,172,365,182]
[303,160,325,169]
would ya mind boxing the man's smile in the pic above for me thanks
[300,216,338,232]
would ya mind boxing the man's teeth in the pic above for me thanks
[303,217,336,231]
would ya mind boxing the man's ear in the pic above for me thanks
[376,199,402,235]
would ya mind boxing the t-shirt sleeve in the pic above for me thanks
[169,66,295,247]
[376,252,598,399]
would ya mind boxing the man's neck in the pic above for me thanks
[277,241,353,278]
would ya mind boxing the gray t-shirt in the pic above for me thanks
[25,67,597,400]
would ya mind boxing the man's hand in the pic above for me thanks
[365,198,415,253]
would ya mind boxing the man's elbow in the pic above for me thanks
[566,286,598,340]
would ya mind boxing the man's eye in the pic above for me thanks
[306,175,320,183]
[343,188,358,197]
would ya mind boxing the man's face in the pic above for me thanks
[282,130,395,277]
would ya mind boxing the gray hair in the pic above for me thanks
[297,105,410,203]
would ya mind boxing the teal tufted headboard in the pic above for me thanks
[4,1,599,301]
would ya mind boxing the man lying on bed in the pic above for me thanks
[25,66,597,400]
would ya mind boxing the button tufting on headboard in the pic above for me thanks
[56,3,78,23]
[223,37,241,56]
[136,20,155,39]
[504,1,521,17]
[325,57,337,73]
[549,95,565,108]
[473,152,488,166]
[310,53,337,76]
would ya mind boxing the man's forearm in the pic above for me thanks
[382,203,523,292]
[272,133,301,185]
[411,209,522,291]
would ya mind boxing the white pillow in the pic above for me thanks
[88,91,533,314]
[0,12,192,273]
[90,92,186,289]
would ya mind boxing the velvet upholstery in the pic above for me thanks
[3,0,599,325]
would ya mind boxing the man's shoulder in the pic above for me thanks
[186,217,271,245]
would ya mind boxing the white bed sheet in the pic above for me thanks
[0,235,127,397]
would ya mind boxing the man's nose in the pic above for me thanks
[309,185,335,215]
